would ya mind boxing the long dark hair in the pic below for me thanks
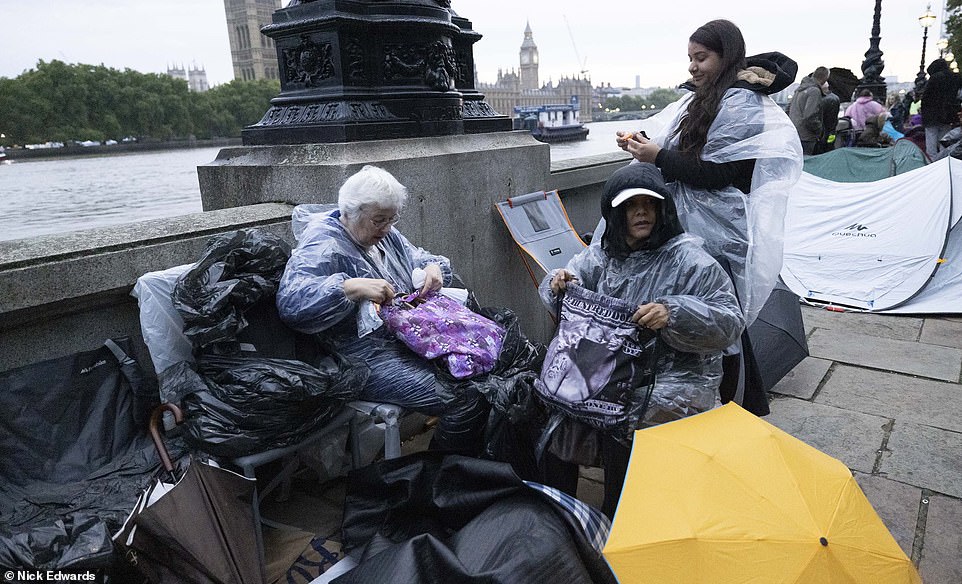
[674,19,747,154]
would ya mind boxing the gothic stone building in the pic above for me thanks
[223,0,282,81]
[478,22,593,121]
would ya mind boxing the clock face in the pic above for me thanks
[521,53,530,65]
[532,53,539,64]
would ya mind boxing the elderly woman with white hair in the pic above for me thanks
[276,165,488,453]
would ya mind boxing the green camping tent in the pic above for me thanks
[802,140,928,182]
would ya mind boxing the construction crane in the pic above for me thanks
[563,15,589,77]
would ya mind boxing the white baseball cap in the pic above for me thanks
[610,188,665,208]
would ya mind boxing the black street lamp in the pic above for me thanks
[857,0,887,102]
[916,4,937,92]
[937,37,949,57]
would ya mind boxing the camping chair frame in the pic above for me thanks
[495,189,587,286]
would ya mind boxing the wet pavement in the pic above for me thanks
[765,306,962,583]
[262,305,962,582]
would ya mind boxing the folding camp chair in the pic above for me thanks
[495,190,588,286]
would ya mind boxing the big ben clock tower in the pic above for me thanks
[519,21,539,91]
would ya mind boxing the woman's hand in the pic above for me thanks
[632,302,670,330]
[550,269,578,295]
[615,130,637,150]
[616,131,661,164]
[419,263,444,297]
[344,278,396,304]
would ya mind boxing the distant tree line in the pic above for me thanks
[602,88,683,112]
[0,60,279,146]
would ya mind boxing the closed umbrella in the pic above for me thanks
[603,402,921,584]
[747,280,809,392]
[114,403,265,584]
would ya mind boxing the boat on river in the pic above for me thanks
[512,98,589,143]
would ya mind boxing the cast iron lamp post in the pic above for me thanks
[916,4,937,92]
[857,0,886,102]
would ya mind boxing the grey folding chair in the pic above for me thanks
[495,190,588,285]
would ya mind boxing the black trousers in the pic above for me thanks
[539,432,632,520]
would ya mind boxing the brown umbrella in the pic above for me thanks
[114,403,265,584]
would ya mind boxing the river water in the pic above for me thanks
[0,120,631,242]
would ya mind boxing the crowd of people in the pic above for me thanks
[786,57,962,158]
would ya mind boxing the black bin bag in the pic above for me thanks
[171,229,292,354]
[162,353,366,459]
[0,338,162,571]
[167,227,367,458]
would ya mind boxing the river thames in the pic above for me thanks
[0,120,632,242]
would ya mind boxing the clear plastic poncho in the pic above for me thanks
[276,208,452,337]
[639,89,803,325]
[539,233,744,427]
[275,208,454,401]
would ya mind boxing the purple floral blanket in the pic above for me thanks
[381,292,505,379]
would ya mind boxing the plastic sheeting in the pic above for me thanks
[336,452,617,584]
[132,263,194,375]
[172,229,292,352]
[635,89,804,326]
[159,227,366,458]
[539,234,744,427]
[0,339,164,570]
[433,307,546,479]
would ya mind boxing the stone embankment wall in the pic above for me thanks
[0,136,629,379]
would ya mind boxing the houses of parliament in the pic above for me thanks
[477,22,593,122]
[222,0,593,121]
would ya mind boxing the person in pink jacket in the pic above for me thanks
[844,89,886,131]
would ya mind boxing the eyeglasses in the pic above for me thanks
[369,213,400,229]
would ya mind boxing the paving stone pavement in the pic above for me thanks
[267,305,961,581]
[765,305,962,582]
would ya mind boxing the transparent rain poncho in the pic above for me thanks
[275,208,457,403]
[638,89,803,325]
[539,234,744,427]
[276,208,493,453]
[276,208,452,337]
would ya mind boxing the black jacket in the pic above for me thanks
[921,59,962,126]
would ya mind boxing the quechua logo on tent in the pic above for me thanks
[831,222,877,238]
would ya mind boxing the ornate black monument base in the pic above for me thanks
[242,0,511,145]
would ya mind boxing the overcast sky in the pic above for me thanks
[0,1,951,90]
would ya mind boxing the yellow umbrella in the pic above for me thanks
[603,402,921,584]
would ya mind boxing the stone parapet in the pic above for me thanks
[0,204,294,373]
